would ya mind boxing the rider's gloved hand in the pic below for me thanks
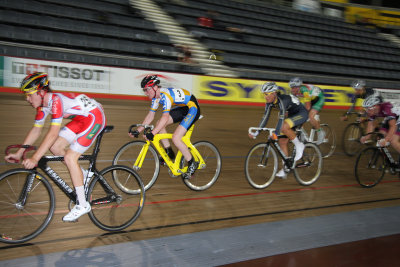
[130,130,140,138]
[145,132,154,141]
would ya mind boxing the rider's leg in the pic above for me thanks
[50,137,90,183]
[172,125,191,161]
[62,149,91,222]
[309,109,325,144]
[390,134,400,154]
[276,137,289,178]
[309,109,320,130]
[281,121,304,161]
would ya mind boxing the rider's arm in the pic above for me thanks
[23,124,61,169]
[4,126,42,162]
[275,97,286,135]
[33,124,61,161]
[152,112,170,135]
[385,119,396,143]
[250,104,272,138]
[137,111,156,133]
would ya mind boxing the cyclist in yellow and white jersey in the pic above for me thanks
[131,75,201,178]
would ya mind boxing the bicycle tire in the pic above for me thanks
[113,140,159,193]
[319,124,336,158]
[293,143,323,186]
[342,123,363,156]
[244,143,278,189]
[0,169,55,244]
[182,141,222,191]
[354,147,385,188]
[87,165,145,231]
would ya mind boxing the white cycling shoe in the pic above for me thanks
[294,142,305,161]
[316,129,326,145]
[276,168,288,179]
[63,203,91,222]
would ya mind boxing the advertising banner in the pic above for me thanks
[2,56,194,97]
[3,57,111,94]
[194,75,362,108]
[1,56,399,108]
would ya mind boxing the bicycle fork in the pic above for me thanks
[15,172,36,209]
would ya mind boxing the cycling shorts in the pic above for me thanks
[285,109,309,130]
[169,95,201,130]
[380,119,400,136]
[310,96,325,112]
[59,106,106,154]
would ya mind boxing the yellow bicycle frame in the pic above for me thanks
[134,124,205,176]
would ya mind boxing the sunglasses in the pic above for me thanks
[264,92,275,96]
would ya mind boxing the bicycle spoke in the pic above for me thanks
[355,147,385,187]
[88,165,145,231]
[245,143,277,189]
[113,141,159,193]
[0,169,54,244]
[294,143,323,185]
[183,141,221,191]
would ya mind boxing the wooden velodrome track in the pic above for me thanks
[1,92,400,261]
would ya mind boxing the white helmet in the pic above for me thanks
[260,82,278,94]
[289,77,302,88]
[351,79,366,90]
[362,94,382,108]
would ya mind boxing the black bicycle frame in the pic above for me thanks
[23,125,114,204]
[265,136,295,170]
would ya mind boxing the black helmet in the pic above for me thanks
[141,75,160,89]
[20,72,49,94]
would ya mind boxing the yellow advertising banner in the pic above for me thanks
[194,76,358,109]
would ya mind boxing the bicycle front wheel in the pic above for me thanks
[182,141,222,191]
[293,143,323,186]
[113,140,159,193]
[355,147,385,188]
[88,165,145,231]
[0,169,55,244]
[244,143,278,189]
[319,124,336,158]
[342,123,363,156]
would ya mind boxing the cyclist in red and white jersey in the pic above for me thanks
[4,72,106,222]
[131,75,201,179]
[360,94,400,153]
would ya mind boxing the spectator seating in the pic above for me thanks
[157,0,400,88]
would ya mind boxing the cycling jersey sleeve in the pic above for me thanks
[33,107,50,127]
[256,103,272,136]
[275,98,286,134]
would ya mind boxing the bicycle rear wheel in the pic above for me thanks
[113,141,159,193]
[342,123,363,156]
[88,165,145,231]
[182,141,222,191]
[244,143,278,189]
[355,147,385,188]
[319,124,336,158]
[0,169,55,244]
[293,143,323,186]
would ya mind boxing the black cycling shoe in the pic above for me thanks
[166,147,175,161]
[183,159,199,179]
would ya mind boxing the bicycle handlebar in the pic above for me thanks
[5,145,37,163]
[248,127,276,137]
[129,124,154,137]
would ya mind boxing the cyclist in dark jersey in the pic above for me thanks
[361,94,400,153]
[249,82,308,178]
[341,79,376,121]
